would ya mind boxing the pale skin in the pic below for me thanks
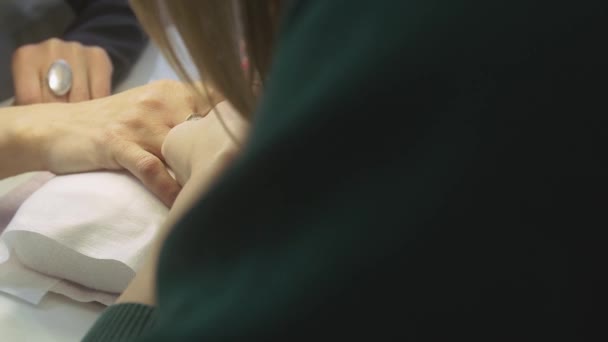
[12,38,114,104]
[116,101,248,305]
[2,72,240,304]
[0,80,216,206]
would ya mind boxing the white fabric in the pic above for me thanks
[0,172,168,305]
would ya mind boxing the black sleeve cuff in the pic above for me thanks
[82,303,157,342]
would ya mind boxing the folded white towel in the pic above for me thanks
[0,171,168,305]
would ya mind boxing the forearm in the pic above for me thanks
[0,105,58,179]
[116,163,220,305]
[115,101,245,305]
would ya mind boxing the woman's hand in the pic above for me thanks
[10,81,217,206]
[116,101,248,306]
[162,101,248,187]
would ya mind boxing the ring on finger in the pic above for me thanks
[46,59,73,97]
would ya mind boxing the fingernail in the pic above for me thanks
[185,113,204,122]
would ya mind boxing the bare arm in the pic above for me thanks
[0,81,205,206]
[0,104,61,178]
[115,161,218,305]
[116,101,247,305]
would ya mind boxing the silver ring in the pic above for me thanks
[46,59,72,97]
[185,113,204,121]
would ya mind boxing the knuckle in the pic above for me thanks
[135,80,191,116]
[47,37,63,47]
[136,155,162,177]
[137,91,168,111]
[138,97,165,112]
[68,41,83,51]
[124,116,145,130]
[12,45,34,62]
[88,46,108,59]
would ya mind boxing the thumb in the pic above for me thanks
[114,143,181,207]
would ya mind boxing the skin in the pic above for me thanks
[12,38,113,104]
[116,101,248,305]
[0,80,218,206]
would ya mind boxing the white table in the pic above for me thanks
[0,42,178,342]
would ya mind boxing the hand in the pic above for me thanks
[15,81,216,206]
[162,101,248,187]
[12,38,113,105]
[116,101,248,306]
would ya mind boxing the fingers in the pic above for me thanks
[11,38,113,105]
[66,43,90,103]
[114,143,181,207]
[12,45,43,105]
[86,47,113,99]
[40,41,91,103]
[161,121,197,186]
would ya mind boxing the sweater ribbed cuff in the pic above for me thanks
[82,303,156,342]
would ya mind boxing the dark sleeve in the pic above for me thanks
[63,0,147,85]
[82,304,156,342]
[83,0,608,340]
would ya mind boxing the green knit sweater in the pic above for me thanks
[84,0,608,340]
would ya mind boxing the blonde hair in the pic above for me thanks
[130,0,281,120]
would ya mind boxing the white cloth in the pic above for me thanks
[0,172,168,305]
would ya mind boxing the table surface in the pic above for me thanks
[0,42,178,342]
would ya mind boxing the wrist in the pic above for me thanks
[116,253,157,306]
[15,103,71,172]
[1,105,54,176]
